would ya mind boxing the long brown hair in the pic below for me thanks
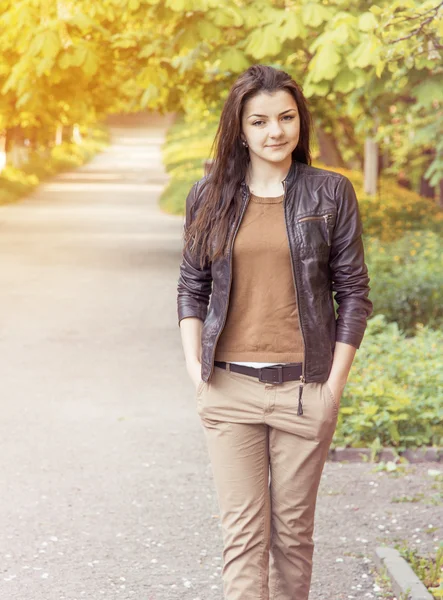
[184,64,313,269]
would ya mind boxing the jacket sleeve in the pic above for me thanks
[329,175,373,349]
[177,181,213,327]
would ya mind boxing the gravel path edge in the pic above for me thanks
[373,546,434,600]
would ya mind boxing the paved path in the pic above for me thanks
[0,114,439,600]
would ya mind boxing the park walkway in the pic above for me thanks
[0,113,439,600]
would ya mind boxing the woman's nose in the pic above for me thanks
[268,121,284,137]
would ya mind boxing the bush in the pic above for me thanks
[364,230,443,334]
[159,113,217,213]
[0,124,110,205]
[327,165,443,242]
[332,314,443,449]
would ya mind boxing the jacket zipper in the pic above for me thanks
[209,186,251,380]
[284,179,306,415]
[298,213,334,246]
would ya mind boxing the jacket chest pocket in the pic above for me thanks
[296,213,335,252]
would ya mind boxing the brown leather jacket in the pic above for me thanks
[177,159,373,388]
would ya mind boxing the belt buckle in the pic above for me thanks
[259,365,284,384]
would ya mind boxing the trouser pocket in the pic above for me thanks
[324,381,338,415]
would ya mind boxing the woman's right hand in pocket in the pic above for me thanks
[187,360,203,391]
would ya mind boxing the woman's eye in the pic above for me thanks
[252,116,295,126]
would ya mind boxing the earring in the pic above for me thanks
[242,139,248,148]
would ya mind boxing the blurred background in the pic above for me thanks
[0,0,442,461]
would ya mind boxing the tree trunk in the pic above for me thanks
[72,124,82,144]
[66,125,75,142]
[337,117,363,170]
[316,127,346,167]
[5,126,24,167]
[419,173,435,198]
[10,145,22,168]
[55,124,63,145]
[397,172,412,190]
[0,133,6,174]
[364,137,378,196]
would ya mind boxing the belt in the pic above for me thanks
[214,360,302,384]
[214,360,305,415]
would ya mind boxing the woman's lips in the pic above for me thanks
[267,142,287,148]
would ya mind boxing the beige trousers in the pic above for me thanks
[196,364,339,600]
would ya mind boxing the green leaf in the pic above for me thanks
[29,32,46,57]
[245,25,282,59]
[141,83,159,108]
[67,13,96,31]
[111,35,138,49]
[333,69,357,93]
[241,3,281,28]
[36,56,55,77]
[375,59,386,78]
[369,5,384,16]
[309,24,349,54]
[139,43,157,59]
[16,91,32,109]
[387,60,399,73]
[347,37,380,69]
[412,78,443,108]
[81,48,99,77]
[388,421,400,444]
[301,3,333,27]
[71,46,88,68]
[309,44,341,82]
[58,52,72,70]
[424,160,443,186]
[209,5,244,27]
[198,19,222,42]
[278,9,307,41]
[1,63,21,94]
[217,47,250,73]
[302,80,331,98]
[165,0,187,11]
[175,25,200,50]
[358,12,378,32]
[42,31,61,60]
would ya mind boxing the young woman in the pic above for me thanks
[177,64,373,600]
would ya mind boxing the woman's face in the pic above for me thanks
[240,89,300,165]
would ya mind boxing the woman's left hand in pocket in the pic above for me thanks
[327,378,346,408]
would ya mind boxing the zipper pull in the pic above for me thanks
[297,374,305,415]
[323,214,332,246]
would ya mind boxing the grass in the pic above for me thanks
[395,540,443,597]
